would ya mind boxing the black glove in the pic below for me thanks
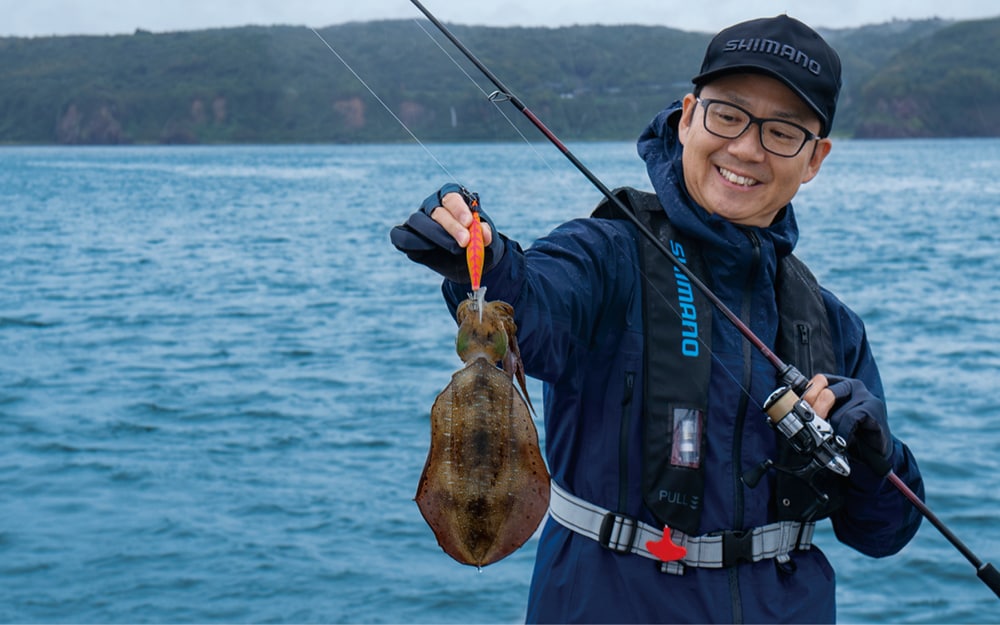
[389,183,503,283]
[825,375,893,464]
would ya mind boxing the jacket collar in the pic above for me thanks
[636,101,799,260]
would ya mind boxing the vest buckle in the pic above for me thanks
[598,512,638,554]
[720,530,755,567]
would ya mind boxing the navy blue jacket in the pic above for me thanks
[425,102,924,623]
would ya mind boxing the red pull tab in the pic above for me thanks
[646,526,687,562]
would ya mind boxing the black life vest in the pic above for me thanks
[594,187,844,535]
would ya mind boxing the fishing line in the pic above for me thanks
[410,19,561,177]
[308,27,458,183]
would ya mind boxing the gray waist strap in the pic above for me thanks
[548,481,814,574]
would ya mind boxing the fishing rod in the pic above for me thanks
[408,0,1000,600]
[887,470,1000,598]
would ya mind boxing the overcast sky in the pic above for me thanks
[2,0,998,37]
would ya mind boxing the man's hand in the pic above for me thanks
[802,374,892,461]
[389,183,503,284]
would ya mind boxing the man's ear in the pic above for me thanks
[802,138,832,184]
[676,93,698,146]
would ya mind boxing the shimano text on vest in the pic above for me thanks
[670,240,699,357]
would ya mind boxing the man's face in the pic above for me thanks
[676,73,832,228]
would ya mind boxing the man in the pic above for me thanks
[392,15,924,623]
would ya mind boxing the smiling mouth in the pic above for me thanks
[718,166,759,187]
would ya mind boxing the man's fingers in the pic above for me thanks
[431,205,470,246]
[802,374,836,420]
[441,192,472,225]
[432,192,493,247]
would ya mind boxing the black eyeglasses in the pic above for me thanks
[696,98,820,157]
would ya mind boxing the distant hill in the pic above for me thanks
[850,16,1000,137]
[0,17,996,144]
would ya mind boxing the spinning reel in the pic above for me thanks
[743,375,851,520]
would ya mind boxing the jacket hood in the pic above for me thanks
[636,100,799,259]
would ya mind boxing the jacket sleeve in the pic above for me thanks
[441,218,640,384]
[823,289,925,557]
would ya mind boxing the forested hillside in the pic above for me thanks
[0,16,995,144]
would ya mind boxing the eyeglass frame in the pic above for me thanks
[695,97,821,158]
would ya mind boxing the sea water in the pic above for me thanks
[1,140,998,623]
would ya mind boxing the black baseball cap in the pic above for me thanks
[692,15,842,137]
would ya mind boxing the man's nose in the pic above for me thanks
[727,123,767,161]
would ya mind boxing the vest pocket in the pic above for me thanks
[670,408,703,469]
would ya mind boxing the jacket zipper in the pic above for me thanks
[617,370,636,513]
[729,229,760,624]
[797,323,813,377]
[733,230,760,527]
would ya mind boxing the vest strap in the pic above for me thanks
[549,481,814,575]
